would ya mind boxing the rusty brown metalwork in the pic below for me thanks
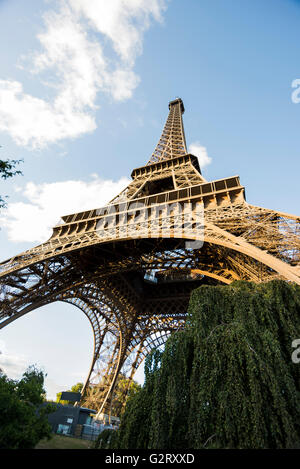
[0,98,299,416]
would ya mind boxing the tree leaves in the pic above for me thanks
[109,280,300,449]
[0,365,55,449]
[0,152,23,209]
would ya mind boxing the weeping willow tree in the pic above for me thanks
[104,280,300,449]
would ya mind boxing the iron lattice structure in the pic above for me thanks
[0,98,300,417]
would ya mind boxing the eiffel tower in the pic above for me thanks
[0,98,299,417]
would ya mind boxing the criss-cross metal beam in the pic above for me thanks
[0,98,299,414]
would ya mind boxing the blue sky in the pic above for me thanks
[0,0,299,400]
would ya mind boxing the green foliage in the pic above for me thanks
[91,374,142,450]
[0,158,22,180]
[0,152,23,209]
[113,354,160,449]
[108,280,300,449]
[112,374,142,417]
[187,280,300,449]
[80,374,141,417]
[93,429,118,449]
[0,365,55,449]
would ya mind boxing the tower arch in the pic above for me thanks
[0,98,299,413]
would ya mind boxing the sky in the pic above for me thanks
[0,0,300,401]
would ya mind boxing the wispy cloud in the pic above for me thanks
[0,339,64,400]
[188,141,212,168]
[0,340,30,379]
[0,175,130,243]
[0,0,167,148]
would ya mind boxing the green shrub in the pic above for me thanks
[94,429,117,449]
[108,280,300,449]
[0,366,55,449]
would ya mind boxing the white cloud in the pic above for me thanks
[0,339,86,400]
[0,175,130,243]
[0,79,97,148]
[188,141,212,168]
[68,0,166,64]
[0,340,30,379]
[44,376,69,401]
[0,0,167,148]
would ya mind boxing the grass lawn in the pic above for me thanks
[35,434,93,449]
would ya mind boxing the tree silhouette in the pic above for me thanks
[0,147,23,209]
